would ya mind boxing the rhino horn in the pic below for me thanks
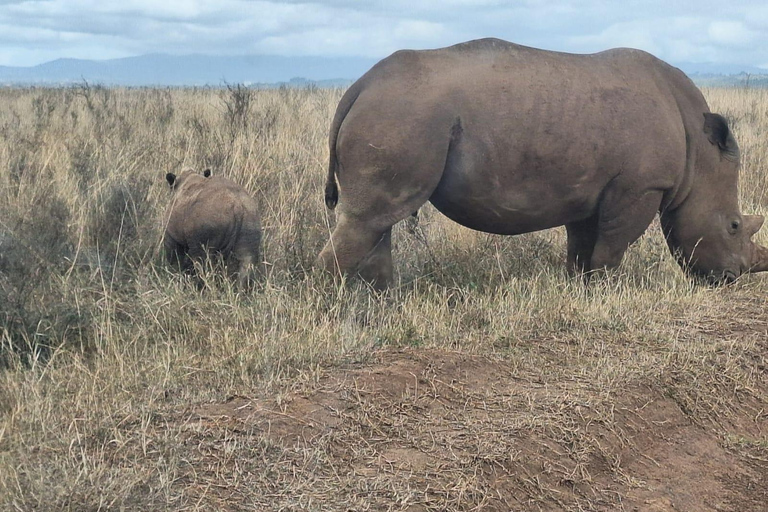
[749,242,768,273]
[743,215,768,273]
[744,215,765,237]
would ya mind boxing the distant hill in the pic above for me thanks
[676,61,767,76]
[688,73,768,88]
[0,54,379,87]
[674,62,768,88]
[0,53,765,88]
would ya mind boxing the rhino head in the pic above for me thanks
[165,168,212,190]
[661,113,768,284]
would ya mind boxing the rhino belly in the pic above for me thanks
[428,142,601,235]
[429,184,596,235]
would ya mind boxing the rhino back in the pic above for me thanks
[165,177,260,255]
[337,39,703,234]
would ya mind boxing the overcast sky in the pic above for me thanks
[0,0,766,68]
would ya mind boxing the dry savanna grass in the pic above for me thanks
[0,84,767,511]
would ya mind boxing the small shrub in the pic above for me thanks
[222,82,252,139]
[0,190,76,364]
[86,176,154,265]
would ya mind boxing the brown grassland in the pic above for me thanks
[0,84,767,511]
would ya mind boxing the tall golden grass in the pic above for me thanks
[0,84,766,509]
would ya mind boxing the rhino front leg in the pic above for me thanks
[318,215,394,290]
[565,214,599,276]
[164,237,193,273]
[589,189,664,273]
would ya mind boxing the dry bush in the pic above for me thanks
[0,84,765,510]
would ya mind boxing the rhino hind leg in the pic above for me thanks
[357,227,393,288]
[320,119,456,289]
[318,215,394,290]
[231,238,261,290]
[232,253,254,289]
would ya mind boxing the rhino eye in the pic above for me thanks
[729,219,740,234]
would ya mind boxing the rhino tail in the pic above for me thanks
[324,174,338,210]
[325,81,363,210]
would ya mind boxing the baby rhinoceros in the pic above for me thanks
[163,168,262,288]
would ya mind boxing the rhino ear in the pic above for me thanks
[703,113,739,162]
[166,173,177,188]
[203,168,211,178]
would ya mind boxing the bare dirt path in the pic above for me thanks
[177,345,767,511]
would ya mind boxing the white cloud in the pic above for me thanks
[0,0,765,69]
[566,14,767,65]
[393,20,446,41]
[708,21,760,46]
[742,5,768,29]
[253,18,450,58]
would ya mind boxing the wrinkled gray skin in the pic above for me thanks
[163,168,262,288]
[319,38,768,289]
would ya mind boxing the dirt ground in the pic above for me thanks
[167,346,768,511]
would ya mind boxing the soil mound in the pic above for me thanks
[184,349,767,511]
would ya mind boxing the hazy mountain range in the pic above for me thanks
[0,54,379,87]
[0,53,765,87]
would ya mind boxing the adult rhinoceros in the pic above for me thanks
[318,38,768,289]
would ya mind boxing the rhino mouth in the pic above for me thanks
[702,269,738,286]
[684,263,739,286]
